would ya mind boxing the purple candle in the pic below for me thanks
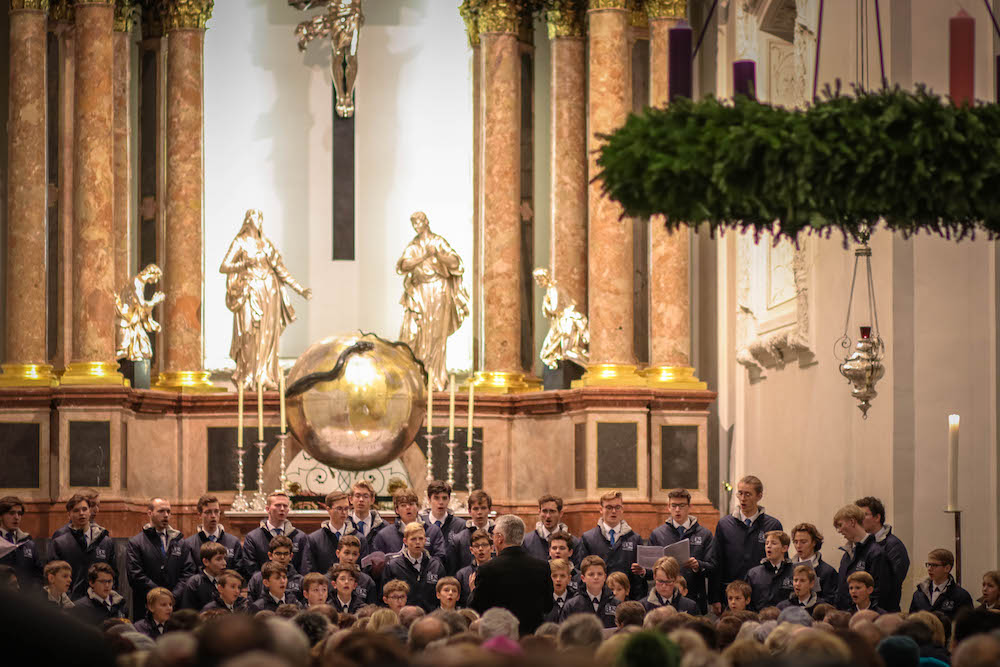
[995,54,1000,103]
[668,21,693,101]
[733,59,756,99]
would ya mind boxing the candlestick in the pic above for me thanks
[466,382,475,493]
[668,21,693,101]
[426,375,433,436]
[733,59,756,99]
[256,380,264,442]
[947,414,960,511]
[232,384,249,512]
[949,10,975,106]
[448,374,456,442]
[279,371,287,434]
[276,433,289,493]
[237,384,244,449]
[250,440,267,511]
[425,430,435,483]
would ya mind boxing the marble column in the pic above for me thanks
[460,1,484,374]
[547,2,588,313]
[62,0,124,385]
[154,0,216,392]
[582,0,642,385]
[471,0,530,393]
[644,0,705,389]
[1,0,57,386]
[112,0,133,293]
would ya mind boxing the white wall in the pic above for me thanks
[204,0,475,371]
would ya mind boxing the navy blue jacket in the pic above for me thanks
[202,596,250,613]
[835,534,894,610]
[242,521,309,574]
[126,525,195,619]
[641,589,700,615]
[248,564,303,602]
[446,521,493,575]
[746,559,795,612]
[72,590,128,624]
[875,527,910,613]
[456,562,480,607]
[48,526,116,600]
[0,529,43,590]
[348,569,378,605]
[304,521,364,576]
[544,592,572,623]
[371,520,447,565]
[348,510,390,555]
[562,586,619,628]
[381,550,446,612]
[250,592,299,613]
[329,594,365,615]
[647,519,715,612]
[909,576,974,620]
[520,523,584,567]
[579,524,646,600]
[133,616,166,639]
[777,592,819,613]
[790,554,839,606]
[178,570,224,610]
[849,602,886,614]
[183,529,245,579]
[418,509,467,540]
[708,511,782,604]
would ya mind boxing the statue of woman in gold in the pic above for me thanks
[533,268,589,370]
[221,209,312,390]
[115,263,164,361]
[397,211,470,391]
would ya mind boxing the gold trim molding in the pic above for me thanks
[588,0,628,11]
[163,0,213,32]
[60,361,126,386]
[153,370,226,393]
[0,363,59,388]
[642,365,708,390]
[573,363,645,387]
[547,0,585,39]
[469,370,542,394]
[645,0,685,19]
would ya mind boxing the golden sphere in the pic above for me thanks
[286,333,426,471]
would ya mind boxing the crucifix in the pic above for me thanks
[290,0,363,260]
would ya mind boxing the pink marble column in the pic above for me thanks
[112,1,133,294]
[62,0,123,385]
[155,0,216,391]
[645,2,705,388]
[472,0,531,393]
[583,0,641,385]
[1,1,56,386]
[547,3,588,312]
[51,1,75,374]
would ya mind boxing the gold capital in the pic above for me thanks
[459,0,481,47]
[49,0,73,22]
[546,0,585,39]
[163,0,213,31]
[645,0,685,19]
[629,0,648,27]
[478,0,519,35]
[9,0,50,11]
[588,0,628,10]
[114,0,137,31]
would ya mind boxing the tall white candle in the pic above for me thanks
[448,374,456,442]
[279,371,287,434]
[427,375,433,436]
[467,382,475,449]
[237,384,244,449]
[257,381,265,442]
[947,414,960,510]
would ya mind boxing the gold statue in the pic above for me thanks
[115,264,165,361]
[533,268,590,370]
[220,209,313,390]
[396,211,470,392]
[293,0,363,118]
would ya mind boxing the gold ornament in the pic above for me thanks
[478,0,519,34]
[645,0,685,19]
[293,0,363,118]
[546,0,585,38]
[115,264,164,362]
[48,0,73,23]
[113,0,137,31]
[163,0,213,31]
[588,0,628,11]
[459,0,482,47]
[9,0,50,11]
[533,268,590,370]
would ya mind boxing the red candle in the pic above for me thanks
[949,10,975,106]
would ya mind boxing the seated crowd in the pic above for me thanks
[1,476,999,667]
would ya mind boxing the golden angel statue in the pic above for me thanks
[293,0,363,118]
[220,209,313,390]
[533,268,590,370]
[397,211,470,391]
[115,264,165,361]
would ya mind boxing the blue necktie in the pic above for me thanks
[274,528,282,536]
[609,529,616,546]
[435,520,442,529]
[6,532,14,544]
[208,535,217,542]
[357,521,365,536]
[159,534,167,555]
[744,518,752,527]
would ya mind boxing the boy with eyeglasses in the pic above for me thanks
[908,548,974,619]
[642,556,699,614]
[456,528,492,607]
[647,488,715,613]
[304,491,364,575]
[708,475,782,614]
[247,536,303,602]
[382,579,409,612]
[579,491,646,600]
[347,480,388,553]
[72,562,127,623]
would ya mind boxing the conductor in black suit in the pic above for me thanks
[469,514,553,635]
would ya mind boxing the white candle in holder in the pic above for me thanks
[947,414,959,511]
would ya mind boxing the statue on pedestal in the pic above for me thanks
[533,268,589,370]
[292,0,363,118]
[220,209,312,390]
[396,211,470,392]
[115,263,164,362]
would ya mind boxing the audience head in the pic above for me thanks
[953,608,1000,645]
[615,600,645,628]
[981,570,1000,607]
[643,604,677,630]
[409,614,449,651]
[878,635,921,667]
[722,639,769,667]
[619,630,681,667]
[557,613,603,651]
[368,608,399,632]
[777,605,812,627]
[953,633,1000,667]
[785,628,852,662]
[479,607,519,640]
[398,605,425,628]
[493,514,525,550]
[292,611,330,646]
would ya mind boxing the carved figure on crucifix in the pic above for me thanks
[292,0,364,118]
[533,268,590,370]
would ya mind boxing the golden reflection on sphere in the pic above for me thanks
[286,333,426,470]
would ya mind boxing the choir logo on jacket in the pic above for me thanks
[690,536,704,546]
